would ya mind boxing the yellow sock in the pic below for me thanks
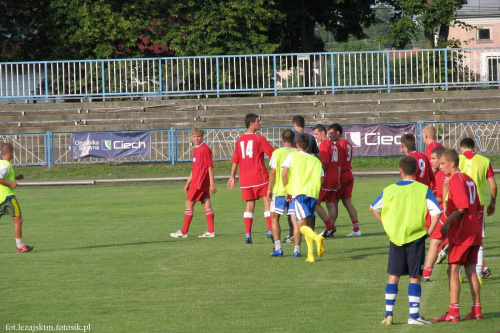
[300,225,317,241]
[301,226,315,262]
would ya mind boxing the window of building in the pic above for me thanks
[477,28,492,42]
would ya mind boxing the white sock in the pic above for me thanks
[16,238,24,248]
[476,246,484,276]
[274,240,281,251]
[294,245,301,253]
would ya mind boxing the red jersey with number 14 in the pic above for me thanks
[232,133,275,188]
[336,138,352,172]
[191,143,214,191]
[446,172,481,246]
[408,151,434,187]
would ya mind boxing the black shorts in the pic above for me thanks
[387,236,426,278]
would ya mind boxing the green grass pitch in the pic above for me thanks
[1,177,499,332]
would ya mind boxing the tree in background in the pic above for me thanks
[271,0,377,53]
[382,0,467,49]
[165,0,280,56]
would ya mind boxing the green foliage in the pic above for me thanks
[165,0,280,56]
[382,0,467,49]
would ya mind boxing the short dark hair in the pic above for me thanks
[329,123,343,134]
[282,129,294,143]
[431,146,446,158]
[296,133,309,150]
[459,138,475,150]
[313,124,326,133]
[401,133,416,151]
[245,113,259,129]
[442,148,459,166]
[399,155,417,176]
[1,142,13,156]
[292,115,305,128]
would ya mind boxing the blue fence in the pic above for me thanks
[1,120,499,168]
[2,47,500,103]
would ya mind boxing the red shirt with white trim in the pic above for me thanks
[232,133,274,188]
[191,143,213,191]
[408,151,434,187]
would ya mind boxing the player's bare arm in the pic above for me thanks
[267,168,276,199]
[441,208,465,235]
[369,207,382,224]
[487,176,497,216]
[184,171,193,194]
[208,167,217,194]
[227,162,238,190]
[0,178,17,189]
[427,212,441,236]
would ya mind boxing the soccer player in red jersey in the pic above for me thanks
[401,133,435,187]
[328,123,360,237]
[227,113,275,244]
[422,124,445,161]
[459,138,497,282]
[435,149,483,323]
[312,124,338,238]
[421,147,449,282]
[170,128,217,238]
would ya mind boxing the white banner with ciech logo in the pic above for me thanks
[343,124,416,156]
[71,131,151,159]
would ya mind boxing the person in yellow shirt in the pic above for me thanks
[459,138,497,281]
[0,143,33,253]
[370,156,441,326]
[281,133,325,263]
[267,130,299,257]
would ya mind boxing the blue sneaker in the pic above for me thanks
[293,252,302,258]
[270,248,284,257]
[245,233,253,244]
[267,230,274,243]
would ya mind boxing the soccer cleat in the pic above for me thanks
[482,267,491,279]
[408,316,431,325]
[435,249,448,264]
[270,248,284,257]
[319,228,335,238]
[316,236,325,257]
[459,275,466,284]
[461,312,483,321]
[16,245,33,253]
[198,231,215,238]
[421,276,430,282]
[293,252,302,258]
[170,230,188,238]
[346,230,361,237]
[381,315,393,326]
[434,312,460,323]
[267,230,274,243]
[305,254,315,263]
[284,235,294,243]
[245,233,253,244]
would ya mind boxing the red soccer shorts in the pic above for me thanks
[241,184,268,201]
[429,215,446,240]
[337,171,353,200]
[187,188,210,202]
[448,244,480,265]
[317,189,336,204]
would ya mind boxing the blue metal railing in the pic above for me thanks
[2,47,500,103]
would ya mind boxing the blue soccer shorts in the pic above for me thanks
[270,195,295,216]
[292,195,317,221]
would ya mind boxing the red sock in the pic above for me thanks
[205,209,214,233]
[244,212,253,234]
[351,220,359,232]
[264,211,272,231]
[323,218,334,230]
[449,303,460,317]
[182,210,194,234]
[472,303,482,315]
[422,266,432,278]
